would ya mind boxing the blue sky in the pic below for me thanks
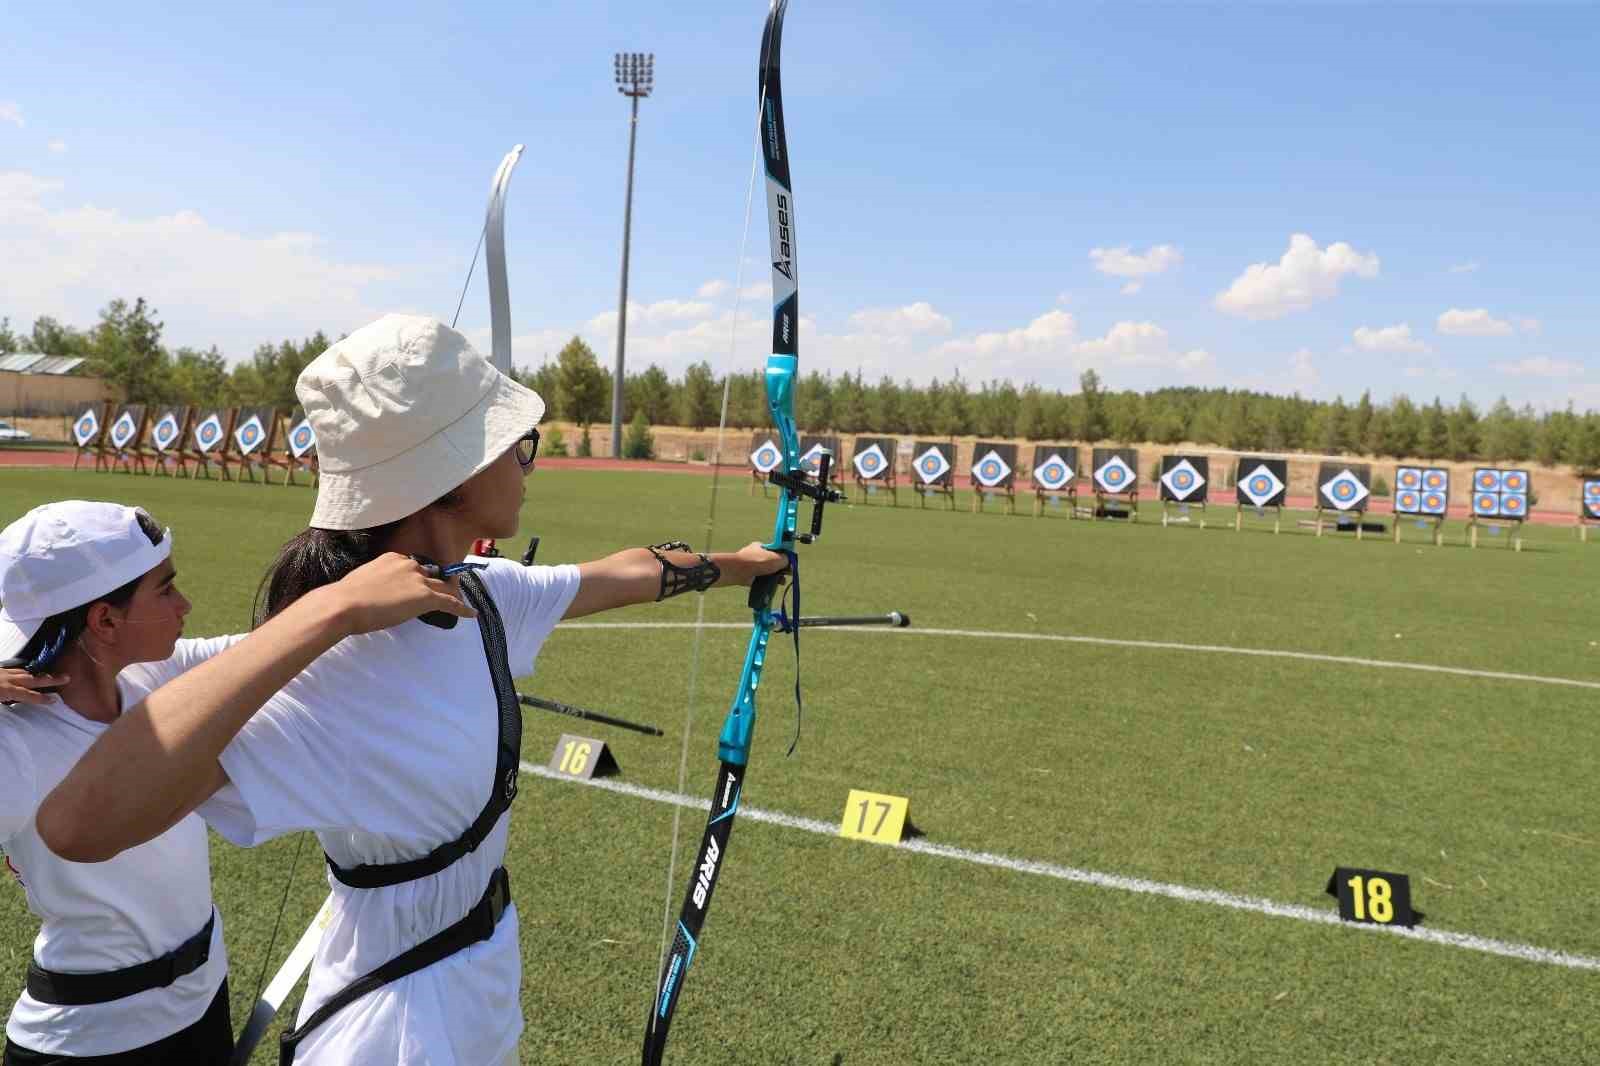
[3,1,1595,410]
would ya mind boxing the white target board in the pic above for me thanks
[1032,450,1075,492]
[1319,466,1371,511]
[234,414,267,456]
[971,449,1012,489]
[852,443,887,480]
[73,407,101,446]
[109,411,138,449]
[288,419,316,459]
[1236,459,1287,508]
[1159,456,1208,502]
[750,438,782,473]
[151,412,182,452]
[1092,452,1136,493]
[913,446,951,485]
[193,412,225,453]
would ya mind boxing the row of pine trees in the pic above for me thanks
[7,300,1600,469]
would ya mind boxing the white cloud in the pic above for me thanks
[1071,321,1216,375]
[1519,317,1541,335]
[1089,244,1182,279]
[0,168,397,357]
[695,279,728,298]
[1352,323,1429,353]
[1437,307,1512,336]
[1492,357,1584,378]
[1214,233,1380,320]
[848,302,952,337]
[1119,281,1141,296]
[1448,260,1480,274]
[47,140,66,154]
[0,102,22,128]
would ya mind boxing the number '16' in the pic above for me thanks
[1347,875,1394,923]
[559,740,592,776]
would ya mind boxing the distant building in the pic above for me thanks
[0,353,119,416]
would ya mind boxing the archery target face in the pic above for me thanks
[289,419,316,458]
[1423,468,1448,492]
[1421,490,1447,515]
[194,413,224,452]
[800,442,829,476]
[1239,464,1284,507]
[1320,469,1370,511]
[1474,468,1503,493]
[1396,467,1423,492]
[73,409,100,446]
[973,449,1012,488]
[1160,458,1206,501]
[1584,479,1600,519]
[1094,454,1135,492]
[109,412,137,449]
[1502,470,1528,493]
[1034,453,1074,491]
[1501,492,1527,517]
[852,443,887,479]
[1396,489,1421,513]
[1473,491,1500,516]
[234,414,266,455]
[152,413,180,451]
[750,440,782,473]
[914,447,951,484]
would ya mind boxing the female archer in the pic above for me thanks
[38,313,787,1065]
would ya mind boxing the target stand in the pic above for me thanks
[1580,475,1600,542]
[105,404,150,475]
[1233,457,1288,533]
[1090,448,1140,521]
[910,440,957,509]
[969,441,1018,515]
[185,407,237,480]
[1467,468,1530,551]
[276,412,319,486]
[748,431,783,496]
[850,435,898,506]
[69,402,112,472]
[1029,445,1081,518]
[231,406,279,483]
[1158,454,1210,529]
[1314,462,1375,539]
[1392,466,1450,546]
[147,405,193,477]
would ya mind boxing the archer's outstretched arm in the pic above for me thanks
[563,541,788,620]
[37,554,474,863]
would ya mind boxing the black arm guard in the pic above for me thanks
[646,541,722,601]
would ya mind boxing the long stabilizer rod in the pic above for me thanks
[783,610,911,630]
[519,693,664,737]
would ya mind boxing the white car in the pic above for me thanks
[0,420,33,441]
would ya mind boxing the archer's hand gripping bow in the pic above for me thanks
[641,4,841,1062]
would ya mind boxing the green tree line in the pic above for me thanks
[8,303,1600,469]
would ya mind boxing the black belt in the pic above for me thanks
[279,867,511,1065]
[26,911,215,1006]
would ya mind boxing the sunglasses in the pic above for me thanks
[514,427,540,470]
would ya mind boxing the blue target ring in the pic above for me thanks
[1250,475,1270,495]
[292,427,312,450]
[1423,492,1446,513]
[1332,480,1354,501]
[1503,494,1526,515]
[1104,468,1125,486]
[1475,493,1498,514]
[1503,472,1526,492]
[980,460,999,479]
[241,425,259,445]
[1397,490,1420,511]
[921,456,941,475]
[1585,481,1600,502]
[199,424,219,447]
[1173,470,1193,489]
[1424,470,1446,490]
[1398,469,1421,490]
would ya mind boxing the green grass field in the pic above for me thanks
[3,468,1598,1064]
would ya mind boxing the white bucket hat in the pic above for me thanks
[297,314,546,529]
[0,502,173,659]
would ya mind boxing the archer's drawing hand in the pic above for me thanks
[2,667,65,706]
[327,553,478,636]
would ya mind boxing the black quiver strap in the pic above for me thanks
[325,570,522,887]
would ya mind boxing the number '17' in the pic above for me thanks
[856,800,892,835]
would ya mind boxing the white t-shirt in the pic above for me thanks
[0,636,237,1056]
[199,560,580,1066]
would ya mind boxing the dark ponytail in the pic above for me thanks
[253,488,464,625]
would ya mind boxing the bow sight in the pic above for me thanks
[765,450,845,544]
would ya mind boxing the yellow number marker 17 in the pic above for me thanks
[839,788,911,845]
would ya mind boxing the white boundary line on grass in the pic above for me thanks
[521,761,1600,973]
[556,622,1600,692]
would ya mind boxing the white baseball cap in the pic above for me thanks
[0,502,173,659]
[297,314,546,530]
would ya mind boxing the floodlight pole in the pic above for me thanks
[611,52,654,459]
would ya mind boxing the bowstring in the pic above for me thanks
[649,80,770,1016]
[246,830,307,1019]
[451,222,489,330]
